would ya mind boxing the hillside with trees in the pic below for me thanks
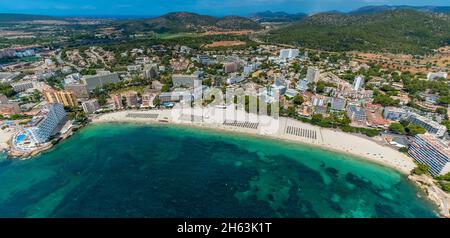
[117,12,262,33]
[265,10,450,54]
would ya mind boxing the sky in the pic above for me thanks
[0,0,449,16]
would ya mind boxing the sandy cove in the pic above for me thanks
[92,107,416,175]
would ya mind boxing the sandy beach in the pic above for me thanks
[92,107,416,175]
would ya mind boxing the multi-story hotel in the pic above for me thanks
[223,61,241,74]
[28,103,67,144]
[172,74,201,88]
[43,89,78,107]
[408,112,447,137]
[10,80,34,92]
[279,49,299,60]
[409,134,450,176]
[83,72,120,91]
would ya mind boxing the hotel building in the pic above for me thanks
[408,113,447,137]
[305,67,320,83]
[223,61,241,74]
[11,80,34,92]
[28,103,66,144]
[43,89,77,107]
[352,76,365,91]
[279,49,299,60]
[409,134,450,176]
[172,74,201,88]
[83,72,120,91]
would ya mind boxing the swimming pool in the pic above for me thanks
[16,134,27,144]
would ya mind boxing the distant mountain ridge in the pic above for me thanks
[0,13,62,23]
[117,12,262,33]
[249,11,307,22]
[349,5,450,15]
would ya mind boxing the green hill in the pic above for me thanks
[265,10,450,54]
[117,12,262,33]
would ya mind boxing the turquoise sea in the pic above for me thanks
[0,123,438,217]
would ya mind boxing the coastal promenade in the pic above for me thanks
[93,107,416,175]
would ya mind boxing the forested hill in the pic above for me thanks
[349,5,450,15]
[117,12,262,33]
[265,10,450,54]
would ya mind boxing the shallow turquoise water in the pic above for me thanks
[0,123,438,217]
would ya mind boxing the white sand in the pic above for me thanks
[92,107,416,174]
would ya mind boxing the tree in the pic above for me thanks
[412,163,429,175]
[389,123,406,135]
[435,107,448,116]
[287,106,296,117]
[442,120,450,132]
[293,94,304,105]
[161,84,170,93]
[406,124,426,136]
[153,96,160,107]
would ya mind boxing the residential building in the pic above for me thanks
[296,79,309,92]
[113,94,123,109]
[347,105,366,124]
[28,103,66,144]
[43,89,77,107]
[0,72,20,83]
[284,89,298,99]
[409,113,447,137]
[124,92,139,108]
[279,49,299,60]
[151,80,163,91]
[226,76,245,85]
[305,67,320,83]
[83,72,120,91]
[172,74,201,88]
[330,98,346,111]
[11,80,34,92]
[409,134,450,176]
[352,76,365,91]
[127,65,141,73]
[64,83,89,99]
[144,64,159,79]
[0,102,20,115]
[0,94,8,104]
[81,100,100,114]
[159,91,191,103]
[223,61,241,73]
[383,107,408,121]
[427,72,448,81]
[141,92,156,108]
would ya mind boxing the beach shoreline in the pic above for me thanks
[91,108,416,175]
[92,108,450,217]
